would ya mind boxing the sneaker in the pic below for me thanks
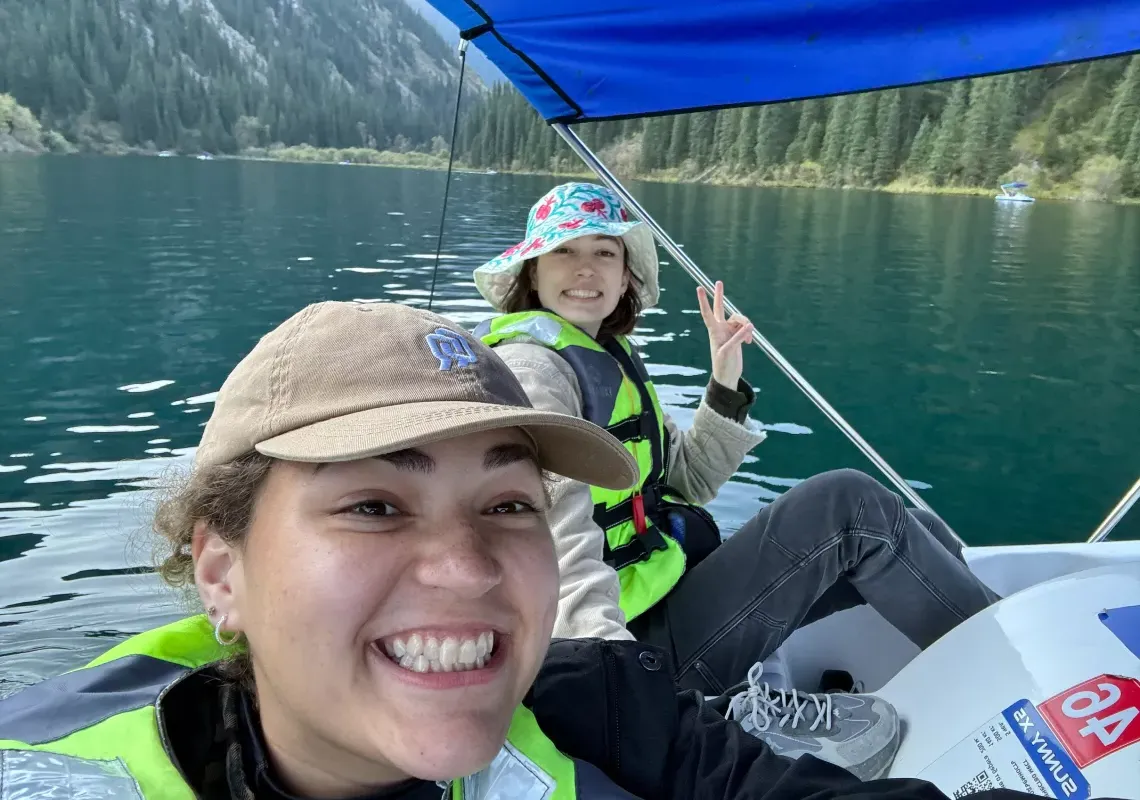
[725,662,901,780]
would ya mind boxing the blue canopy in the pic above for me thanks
[426,0,1140,123]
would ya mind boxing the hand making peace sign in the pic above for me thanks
[696,281,754,389]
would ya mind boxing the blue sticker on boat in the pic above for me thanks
[1002,700,1090,800]
[1099,605,1140,661]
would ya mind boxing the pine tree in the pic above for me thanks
[905,117,934,175]
[803,119,825,162]
[667,114,690,167]
[1072,59,1122,125]
[687,111,715,168]
[753,105,775,171]
[845,93,878,185]
[639,116,669,171]
[1104,56,1140,156]
[733,107,757,171]
[711,109,739,164]
[785,100,821,164]
[539,123,558,170]
[928,80,969,184]
[873,89,902,185]
[1122,115,1140,196]
[987,74,1023,181]
[754,103,796,172]
[960,79,996,187]
[821,95,852,181]
[523,120,542,169]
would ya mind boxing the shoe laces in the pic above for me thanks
[725,662,836,733]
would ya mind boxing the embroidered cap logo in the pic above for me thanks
[425,328,478,371]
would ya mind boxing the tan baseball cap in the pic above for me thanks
[194,301,638,490]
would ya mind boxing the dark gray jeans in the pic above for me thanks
[630,468,1002,695]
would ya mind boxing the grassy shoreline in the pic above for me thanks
[26,142,1138,204]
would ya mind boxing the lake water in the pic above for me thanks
[2,156,1139,689]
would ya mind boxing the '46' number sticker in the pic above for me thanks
[1038,675,1140,768]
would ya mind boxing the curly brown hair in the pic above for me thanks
[152,450,273,686]
[153,451,272,587]
[499,252,644,339]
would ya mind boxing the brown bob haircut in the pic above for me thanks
[498,247,644,339]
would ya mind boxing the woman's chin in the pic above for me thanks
[390,727,507,783]
[552,305,609,331]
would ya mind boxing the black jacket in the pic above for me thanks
[165,637,1122,800]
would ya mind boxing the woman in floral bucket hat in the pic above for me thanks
[472,182,1001,781]
[473,182,661,331]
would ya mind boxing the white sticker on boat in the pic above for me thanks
[917,698,1090,799]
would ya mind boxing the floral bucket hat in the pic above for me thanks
[474,182,660,312]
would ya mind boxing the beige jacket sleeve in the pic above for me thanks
[494,341,766,641]
[660,394,768,504]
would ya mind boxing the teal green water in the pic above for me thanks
[2,156,1139,686]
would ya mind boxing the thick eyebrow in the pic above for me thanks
[484,442,541,472]
[312,442,537,474]
[375,448,435,473]
[312,448,434,474]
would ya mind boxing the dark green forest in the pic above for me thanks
[0,0,475,154]
[457,56,1140,200]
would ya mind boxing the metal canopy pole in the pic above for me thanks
[1087,477,1140,543]
[552,122,965,549]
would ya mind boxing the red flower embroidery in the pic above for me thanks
[558,218,585,230]
[620,208,630,221]
[581,199,606,214]
[522,237,545,255]
[501,243,523,257]
[535,197,555,221]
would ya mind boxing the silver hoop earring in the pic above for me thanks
[214,614,240,647]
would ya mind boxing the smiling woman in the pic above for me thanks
[189,432,560,792]
[0,300,1078,800]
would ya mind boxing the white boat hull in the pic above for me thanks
[770,542,1140,797]
[996,195,1036,203]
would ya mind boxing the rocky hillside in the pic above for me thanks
[0,0,484,154]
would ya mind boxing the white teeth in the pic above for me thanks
[380,632,497,675]
[439,638,458,670]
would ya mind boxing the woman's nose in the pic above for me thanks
[413,522,502,598]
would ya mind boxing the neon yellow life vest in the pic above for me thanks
[476,310,689,621]
[0,616,618,799]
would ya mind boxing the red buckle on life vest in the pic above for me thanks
[632,493,647,534]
